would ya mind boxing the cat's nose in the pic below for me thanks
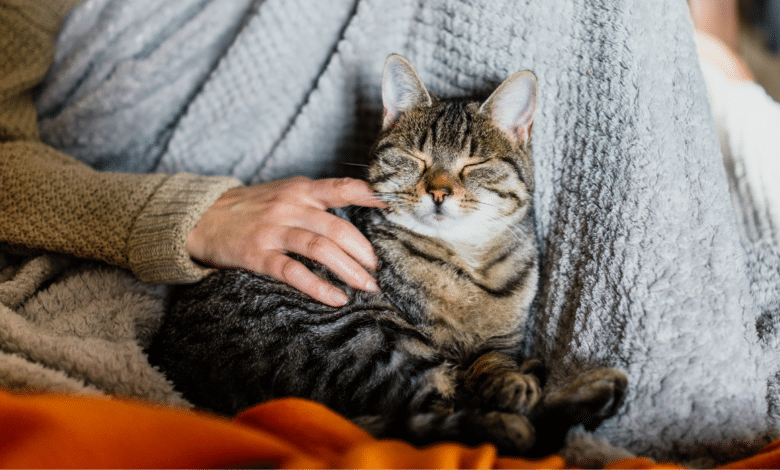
[425,171,454,204]
[429,188,451,204]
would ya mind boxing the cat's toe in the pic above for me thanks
[518,359,546,383]
[482,372,541,413]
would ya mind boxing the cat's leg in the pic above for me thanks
[351,338,539,454]
[527,368,628,457]
[405,372,536,454]
[399,350,543,455]
[394,357,537,455]
[408,407,536,454]
[462,351,543,413]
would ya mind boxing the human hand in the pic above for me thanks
[186,177,386,307]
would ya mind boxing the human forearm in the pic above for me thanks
[0,140,242,283]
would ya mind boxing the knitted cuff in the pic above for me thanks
[127,172,243,284]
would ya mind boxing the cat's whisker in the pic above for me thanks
[469,200,500,209]
[349,192,402,205]
[482,214,526,244]
[337,162,370,168]
[494,223,522,244]
[372,193,401,202]
[369,191,413,205]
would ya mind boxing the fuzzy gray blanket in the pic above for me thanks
[2,0,778,465]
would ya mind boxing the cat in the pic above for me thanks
[145,54,627,456]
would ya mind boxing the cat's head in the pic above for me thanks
[368,54,537,245]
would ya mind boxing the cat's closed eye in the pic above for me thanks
[388,151,423,172]
[404,151,428,171]
[460,159,496,177]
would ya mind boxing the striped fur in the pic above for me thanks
[146,55,626,455]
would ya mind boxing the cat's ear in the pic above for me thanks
[382,54,433,130]
[480,71,537,145]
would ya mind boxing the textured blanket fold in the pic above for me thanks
[2,0,778,464]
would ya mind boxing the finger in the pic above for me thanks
[260,251,349,307]
[295,206,378,270]
[308,178,388,209]
[282,227,379,294]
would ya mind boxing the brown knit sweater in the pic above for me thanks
[0,0,243,284]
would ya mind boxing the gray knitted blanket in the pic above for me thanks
[2,0,778,465]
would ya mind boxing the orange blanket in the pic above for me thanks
[0,389,775,469]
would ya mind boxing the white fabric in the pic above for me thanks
[701,59,780,244]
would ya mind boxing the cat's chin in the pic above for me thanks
[393,210,459,230]
[387,211,492,245]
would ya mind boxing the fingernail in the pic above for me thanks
[330,290,349,307]
[365,279,379,292]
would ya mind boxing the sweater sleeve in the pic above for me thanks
[0,0,243,284]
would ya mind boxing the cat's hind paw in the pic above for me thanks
[525,368,628,457]
[537,368,628,430]
[479,370,541,413]
[557,368,627,429]
[464,354,543,413]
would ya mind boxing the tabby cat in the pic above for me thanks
[146,54,627,455]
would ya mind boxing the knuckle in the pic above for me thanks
[279,257,303,281]
[332,177,355,192]
[288,176,311,184]
[305,234,331,259]
[264,201,289,219]
[285,176,312,193]
[241,247,262,269]
[328,219,353,243]
[255,251,280,276]
[247,225,275,251]
[334,177,363,198]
